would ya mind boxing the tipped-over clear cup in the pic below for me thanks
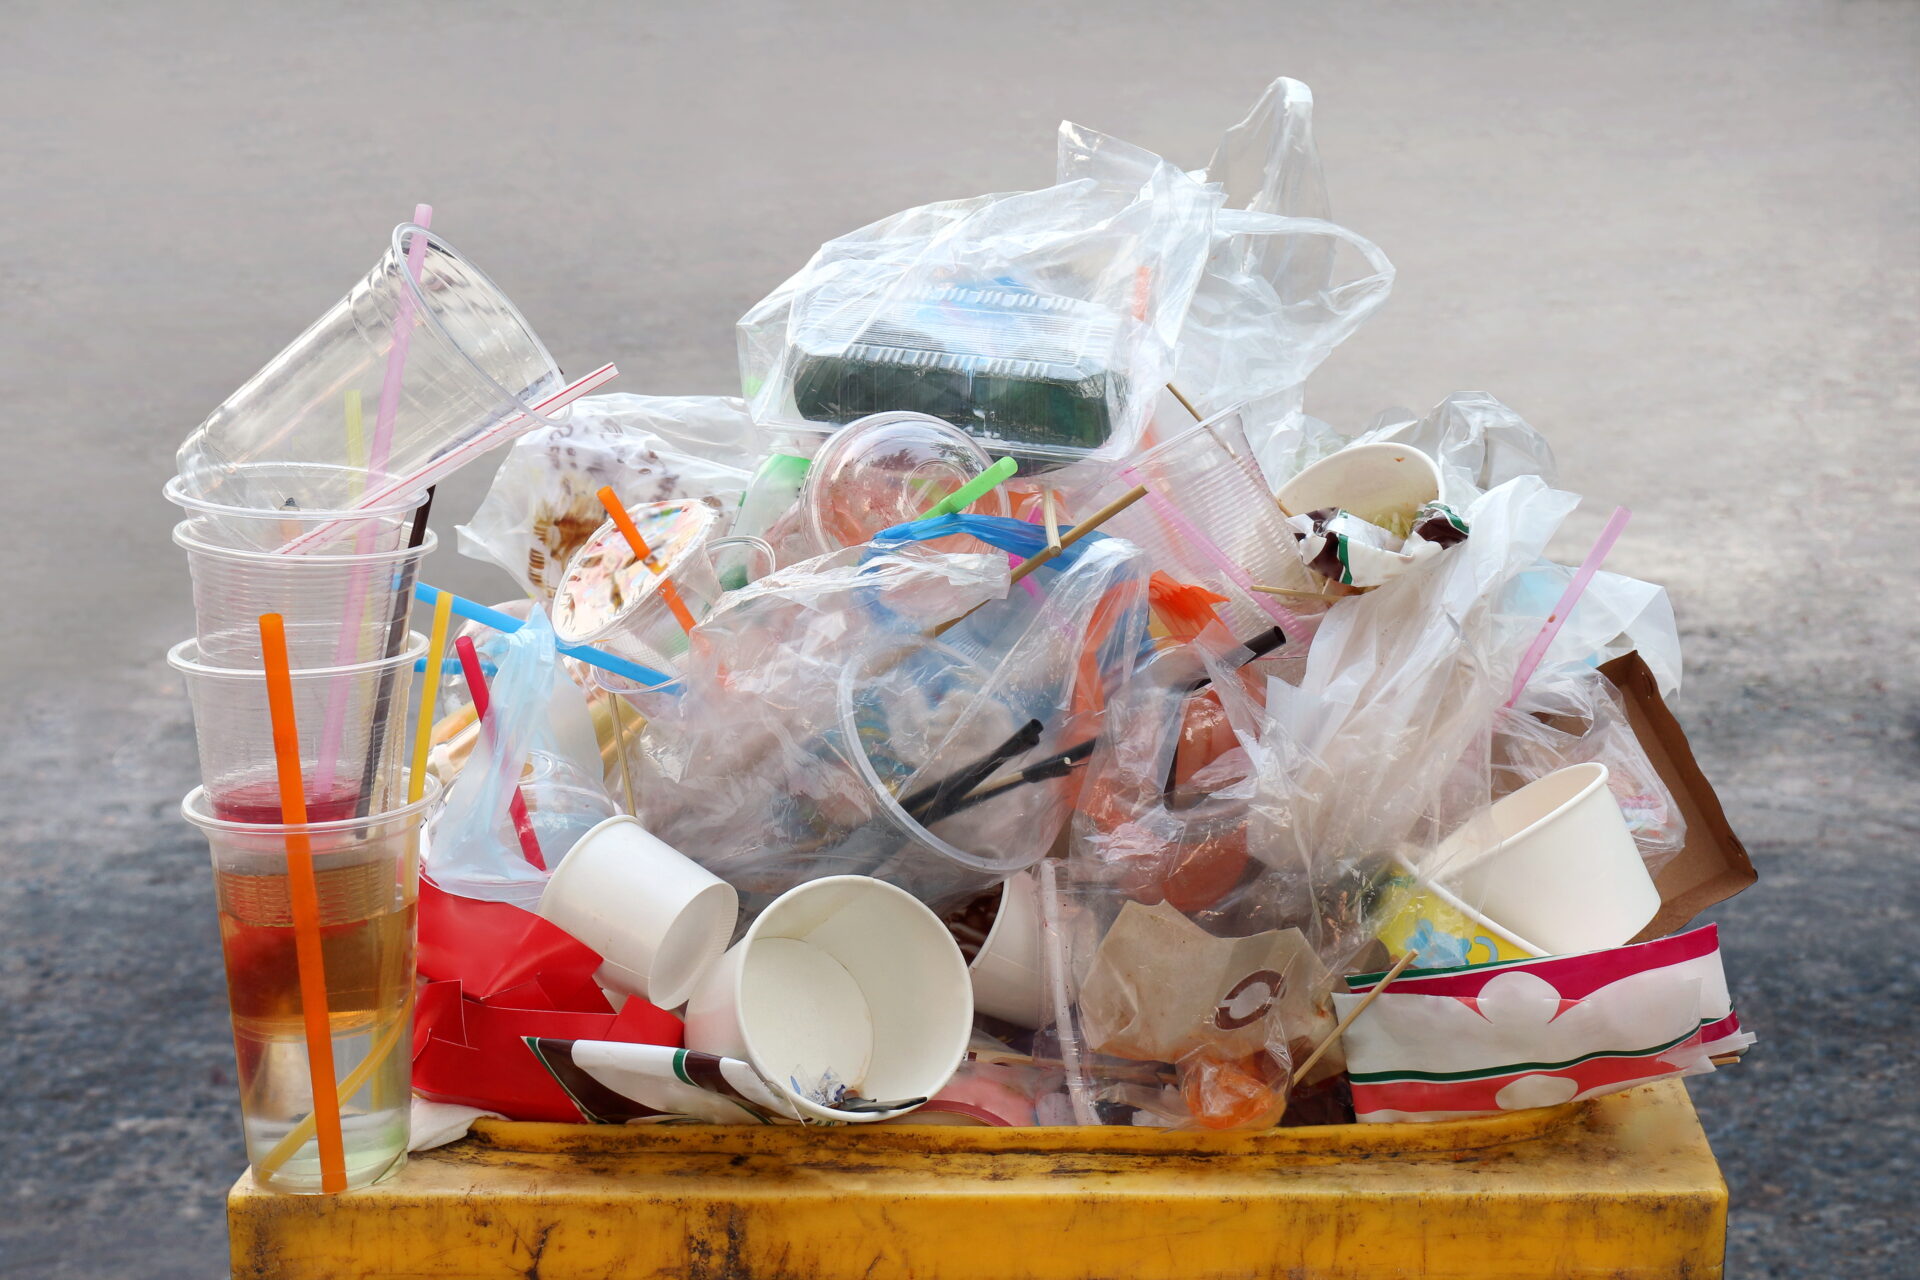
[175,223,566,521]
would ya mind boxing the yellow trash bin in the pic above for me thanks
[228,1078,1725,1278]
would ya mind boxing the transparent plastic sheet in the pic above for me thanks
[1496,664,1687,872]
[457,394,760,603]
[1056,78,1394,455]
[737,150,1219,478]
[627,518,1148,920]
[428,610,618,909]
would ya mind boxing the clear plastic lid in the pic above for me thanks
[550,502,718,646]
[799,412,1012,554]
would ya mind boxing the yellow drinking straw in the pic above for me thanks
[344,389,367,496]
[409,589,455,805]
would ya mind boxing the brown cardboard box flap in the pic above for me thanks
[1599,652,1757,940]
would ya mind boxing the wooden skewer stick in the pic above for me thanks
[1250,583,1337,599]
[930,485,1148,638]
[1166,382,1205,422]
[1290,950,1418,1088]
[1042,490,1062,554]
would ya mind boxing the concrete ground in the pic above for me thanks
[2,2,1915,1275]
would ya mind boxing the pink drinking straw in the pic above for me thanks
[1505,505,1632,707]
[313,206,434,796]
[1119,466,1311,644]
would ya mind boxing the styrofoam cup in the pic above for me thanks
[682,875,973,1123]
[1435,763,1660,954]
[537,816,738,1009]
[968,871,1048,1030]
[1275,442,1442,525]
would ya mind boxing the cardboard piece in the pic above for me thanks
[1592,653,1756,941]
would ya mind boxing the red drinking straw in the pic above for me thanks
[453,635,545,870]
[257,613,349,1193]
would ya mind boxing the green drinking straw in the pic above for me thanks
[918,456,1018,520]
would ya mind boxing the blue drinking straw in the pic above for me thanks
[411,584,676,691]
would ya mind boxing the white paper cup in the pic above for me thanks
[1275,442,1442,525]
[969,871,1049,1030]
[1436,763,1660,954]
[682,875,974,1123]
[537,816,738,1009]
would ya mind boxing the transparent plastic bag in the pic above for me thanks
[1057,78,1394,456]
[457,394,761,602]
[738,150,1218,476]
[1250,475,1580,970]
[428,609,618,908]
[629,517,1148,917]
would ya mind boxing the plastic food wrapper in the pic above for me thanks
[458,394,760,602]
[738,132,1218,478]
[628,516,1148,917]
[1335,925,1753,1123]
[1497,664,1688,871]
[428,609,619,909]
[1058,79,1394,457]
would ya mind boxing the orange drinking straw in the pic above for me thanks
[257,613,349,1193]
[596,485,698,635]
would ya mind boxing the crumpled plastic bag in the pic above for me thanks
[739,130,1219,480]
[428,610,618,909]
[458,394,761,602]
[629,517,1148,917]
[1058,77,1395,457]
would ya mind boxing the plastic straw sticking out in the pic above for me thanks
[367,204,433,481]
[276,362,622,555]
[408,589,456,805]
[596,486,697,635]
[1505,506,1632,707]
[411,583,674,690]
[919,456,1018,520]
[454,635,545,870]
[1119,467,1310,644]
[256,613,348,1194]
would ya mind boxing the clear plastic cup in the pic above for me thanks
[551,502,773,687]
[176,519,435,669]
[175,222,566,517]
[1107,406,1328,643]
[798,411,1010,554]
[168,633,428,822]
[181,780,436,1193]
[165,469,431,556]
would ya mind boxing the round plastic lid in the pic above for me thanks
[552,500,716,644]
[802,413,1010,553]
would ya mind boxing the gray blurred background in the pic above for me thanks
[2,2,1914,1276]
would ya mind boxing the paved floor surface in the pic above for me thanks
[2,2,1915,1275]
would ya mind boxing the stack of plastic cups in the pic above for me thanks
[169,483,435,1194]
[166,218,573,1193]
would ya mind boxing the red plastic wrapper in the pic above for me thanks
[412,878,683,1121]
